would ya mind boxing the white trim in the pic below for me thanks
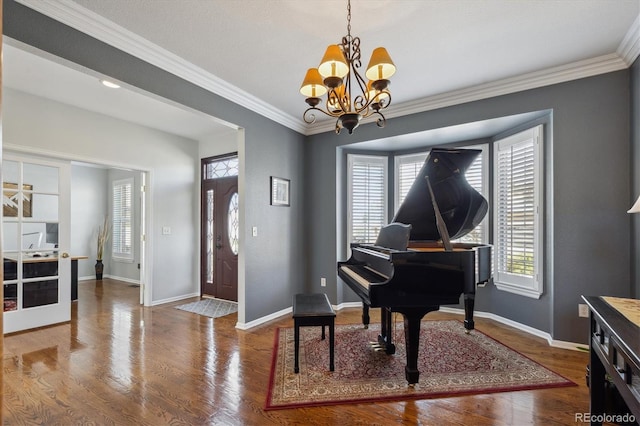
[438,307,588,351]
[618,14,640,65]
[230,301,588,351]
[306,54,629,135]
[150,292,200,307]
[235,306,292,330]
[16,0,639,137]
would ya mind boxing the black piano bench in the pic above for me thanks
[292,293,336,374]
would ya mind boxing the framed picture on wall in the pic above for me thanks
[2,182,33,217]
[270,176,290,207]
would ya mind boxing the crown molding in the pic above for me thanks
[618,14,640,66]
[15,0,307,134]
[15,0,640,138]
[306,52,630,135]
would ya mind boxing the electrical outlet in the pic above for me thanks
[321,277,326,287]
[578,303,589,318]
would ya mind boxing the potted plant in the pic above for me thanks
[95,217,109,280]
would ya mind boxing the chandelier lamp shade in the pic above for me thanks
[300,0,396,134]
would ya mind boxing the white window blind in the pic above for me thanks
[457,146,488,244]
[394,147,488,244]
[493,125,543,298]
[395,153,427,212]
[112,178,133,261]
[348,154,387,244]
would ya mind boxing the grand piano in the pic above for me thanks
[338,147,492,385]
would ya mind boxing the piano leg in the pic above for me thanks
[463,293,475,332]
[400,306,439,385]
[378,307,396,355]
[361,302,370,329]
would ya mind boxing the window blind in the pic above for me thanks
[493,125,543,297]
[112,179,133,259]
[457,151,486,244]
[348,155,387,244]
[395,148,487,244]
[395,153,427,211]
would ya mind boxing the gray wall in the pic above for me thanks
[306,71,631,344]
[71,164,108,279]
[3,0,307,323]
[4,1,636,340]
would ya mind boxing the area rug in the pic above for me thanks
[175,298,237,319]
[265,320,575,410]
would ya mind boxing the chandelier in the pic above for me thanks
[299,0,396,134]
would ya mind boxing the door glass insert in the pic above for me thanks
[228,192,239,255]
[2,159,61,315]
[206,189,215,283]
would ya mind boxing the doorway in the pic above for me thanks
[200,155,239,302]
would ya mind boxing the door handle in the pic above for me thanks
[61,252,70,258]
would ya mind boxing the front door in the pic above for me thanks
[201,176,238,301]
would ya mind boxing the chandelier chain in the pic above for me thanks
[347,0,351,37]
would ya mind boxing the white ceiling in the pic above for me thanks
[4,0,640,139]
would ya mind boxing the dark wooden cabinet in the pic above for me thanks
[582,296,640,425]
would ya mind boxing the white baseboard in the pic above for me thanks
[234,301,587,352]
[235,306,293,330]
[151,292,200,306]
[78,274,140,285]
[438,306,588,351]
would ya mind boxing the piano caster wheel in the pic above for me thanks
[465,329,471,335]
[364,325,368,329]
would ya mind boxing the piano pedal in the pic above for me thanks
[369,342,387,352]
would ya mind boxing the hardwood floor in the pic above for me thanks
[2,279,595,425]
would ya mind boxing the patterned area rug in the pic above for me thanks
[175,298,237,319]
[265,320,575,410]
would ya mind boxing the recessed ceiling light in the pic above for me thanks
[100,79,120,89]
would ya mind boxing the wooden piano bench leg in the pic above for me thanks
[294,321,300,374]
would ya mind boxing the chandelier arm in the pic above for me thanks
[327,89,347,115]
[373,110,387,129]
[303,106,337,124]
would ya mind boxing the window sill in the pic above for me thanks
[494,281,542,299]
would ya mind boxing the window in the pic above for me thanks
[493,125,543,298]
[395,153,427,212]
[347,154,387,244]
[204,156,238,179]
[394,146,488,244]
[112,178,134,261]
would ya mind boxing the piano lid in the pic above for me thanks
[392,148,488,242]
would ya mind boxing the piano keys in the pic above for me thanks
[338,148,492,385]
